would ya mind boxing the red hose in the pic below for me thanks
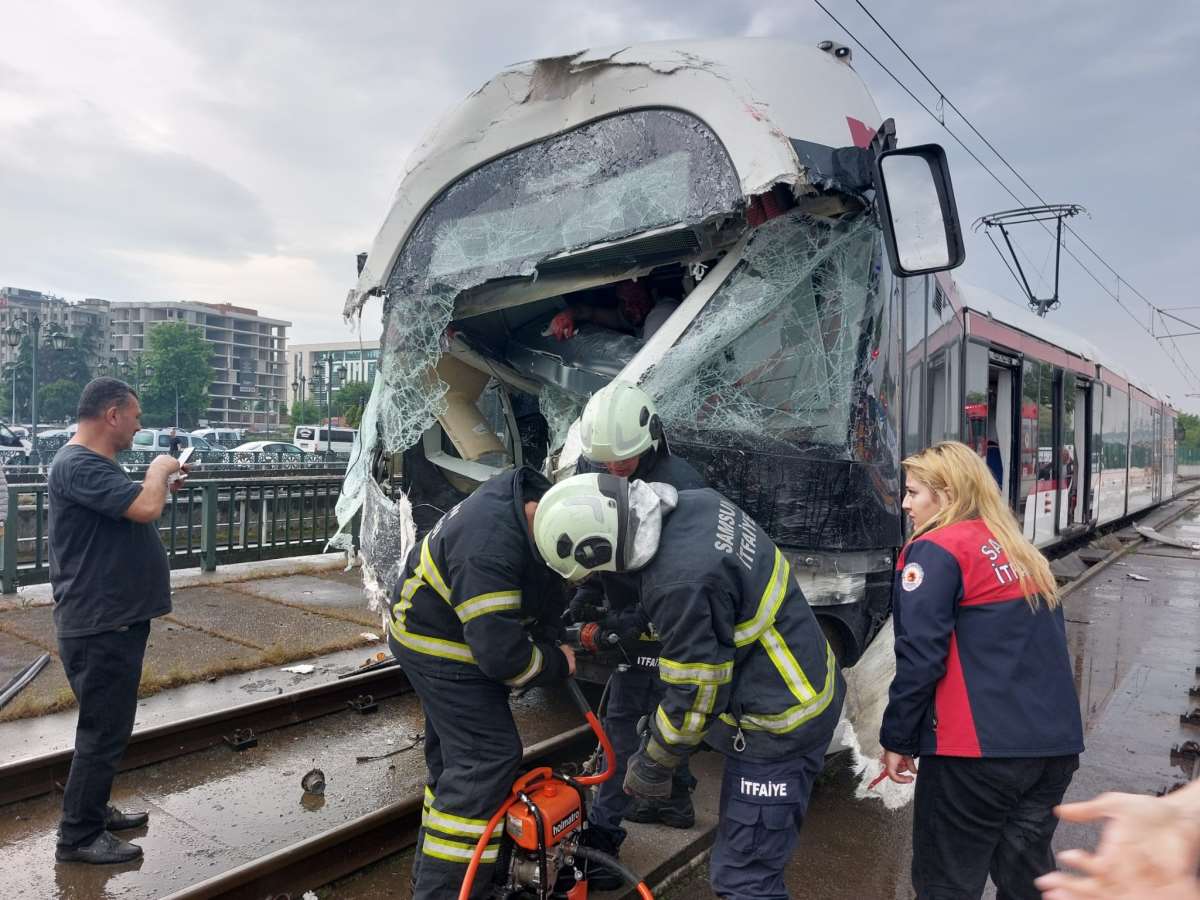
[573,710,615,786]
[457,792,517,900]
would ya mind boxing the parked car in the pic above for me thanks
[191,427,243,447]
[0,422,30,452]
[233,441,306,457]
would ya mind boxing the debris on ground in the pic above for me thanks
[359,632,380,642]
[302,891,319,900]
[301,769,326,795]
[281,664,317,675]
[1133,523,1200,551]
[0,653,50,711]
[356,732,424,763]
[1126,573,1150,582]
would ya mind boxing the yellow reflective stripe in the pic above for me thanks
[761,626,817,704]
[422,834,499,864]
[659,657,733,686]
[719,643,838,734]
[419,537,451,602]
[733,550,789,647]
[426,806,504,839]
[645,736,681,767]
[457,591,522,624]
[421,786,434,827]
[504,645,543,688]
[391,574,425,625]
[655,704,705,747]
[390,623,476,664]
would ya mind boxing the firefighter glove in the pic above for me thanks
[623,748,672,800]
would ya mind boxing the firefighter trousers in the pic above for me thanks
[709,742,827,899]
[395,641,523,900]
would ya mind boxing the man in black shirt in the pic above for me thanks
[50,378,186,865]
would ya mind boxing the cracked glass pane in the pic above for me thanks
[392,109,741,295]
[643,209,884,454]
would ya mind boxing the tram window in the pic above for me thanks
[963,343,989,455]
[1101,385,1129,520]
[1018,359,1044,540]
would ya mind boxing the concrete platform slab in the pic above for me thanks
[165,586,371,652]
[0,646,384,765]
[230,575,378,627]
[0,631,72,724]
[141,618,263,690]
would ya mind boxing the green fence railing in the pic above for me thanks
[1179,446,1200,466]
[1,474,358,594]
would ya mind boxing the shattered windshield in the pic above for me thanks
[642,209,885,454]
[390,108,742,294]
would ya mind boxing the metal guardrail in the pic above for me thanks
[1,473,359,594]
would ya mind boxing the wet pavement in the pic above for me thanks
[0,680,581,899]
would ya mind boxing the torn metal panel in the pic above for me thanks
[346,39,882,317]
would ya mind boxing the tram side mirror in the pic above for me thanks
[874,145,966,277]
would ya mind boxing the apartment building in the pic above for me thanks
[108,301,290,428]
[0,288,111,369]
[288,340,380,411]
[1,288,290,428]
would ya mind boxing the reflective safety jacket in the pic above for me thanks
[638,489,845,765]
[880,519,1084,758]
[389,467,568,689]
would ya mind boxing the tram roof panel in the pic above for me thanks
[953,279,1172,405]
[346,38,883,316]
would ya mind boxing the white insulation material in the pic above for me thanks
[839,616,915,809]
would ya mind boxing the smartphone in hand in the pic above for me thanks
[169,446,195,484]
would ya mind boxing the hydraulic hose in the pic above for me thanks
[574,846,655,899]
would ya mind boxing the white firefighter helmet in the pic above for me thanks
[579,380,662,463]
[533,473,631,582]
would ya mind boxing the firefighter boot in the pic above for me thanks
[624,779,695,829]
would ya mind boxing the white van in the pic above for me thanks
[191,427,243,448]
[293,425,356,454]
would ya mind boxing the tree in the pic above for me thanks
[1179,412,1200,450]
[141,322,211,428]
[332,380,372,428]
[6,332,93,423]
[39,379,82,422]
[289,399,323,426]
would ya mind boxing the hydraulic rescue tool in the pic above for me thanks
[457,677,653,900]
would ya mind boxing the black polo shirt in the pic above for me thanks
[48,443,171,638]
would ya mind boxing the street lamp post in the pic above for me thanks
[310,354,347,455]
[4,315,68,465]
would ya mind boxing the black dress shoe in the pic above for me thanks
[105,805,149,831]
[55,831,143,864]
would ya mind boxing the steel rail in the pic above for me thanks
[0,665,410,806]
[160,724,593,900]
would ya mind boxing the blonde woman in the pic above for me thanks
[881,441,1083,900]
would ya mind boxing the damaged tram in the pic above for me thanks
[336,38,971,666]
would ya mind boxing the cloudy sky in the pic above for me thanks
[3,1,1198,411]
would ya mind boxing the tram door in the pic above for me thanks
[988,358,1019,510]
[1064,381,1092,527]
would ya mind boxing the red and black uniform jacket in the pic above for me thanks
[880,519,1083,758]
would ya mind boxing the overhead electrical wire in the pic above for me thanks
[810,0,1200,392]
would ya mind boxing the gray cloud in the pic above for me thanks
[2,0,1198,408]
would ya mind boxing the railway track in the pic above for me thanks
[160,724,594,900]
[0,663,411,806]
